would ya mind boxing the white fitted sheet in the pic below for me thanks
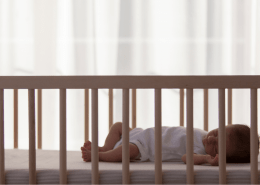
[4,149,260,184]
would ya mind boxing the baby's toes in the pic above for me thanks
[86,143,92,150]
[84,141,91,148]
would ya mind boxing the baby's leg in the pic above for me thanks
[83,141,105,152]
[83,122,133,152]
[102,122,133,151]
[99,143,139,162]
[82,143,139,162]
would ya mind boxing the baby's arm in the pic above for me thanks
[181,154,219,166]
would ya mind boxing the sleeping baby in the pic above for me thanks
[81,122,258,165]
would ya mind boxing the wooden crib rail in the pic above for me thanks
[28,89,36,183]
[0,76,259,184]
[0,75,260,89]
[14,89,18,148]
[218,89,226,184]
[60,89,67,184]
[91,89,99,184]
[203,89,208,131]
[0,89,4,184]
[251,88,258,184]
[155,89,162,184]
[186,89,194,183]
[122,89,130,183]
[37,89,42,149]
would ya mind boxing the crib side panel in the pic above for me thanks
[0,76,259,185]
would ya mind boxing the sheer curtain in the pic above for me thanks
[0,0,259,150]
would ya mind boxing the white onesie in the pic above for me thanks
[113,126,208,162]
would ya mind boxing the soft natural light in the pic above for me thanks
[0,0,259,151]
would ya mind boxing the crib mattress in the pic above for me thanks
[4,149,260,184]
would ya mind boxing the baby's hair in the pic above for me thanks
[226,124,259,163]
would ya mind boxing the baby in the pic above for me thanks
[81,122,258,165]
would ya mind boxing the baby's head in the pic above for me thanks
[202,124,259,163]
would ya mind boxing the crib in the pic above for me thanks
[0,75,259,184]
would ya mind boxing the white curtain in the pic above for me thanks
[0,0,260,150]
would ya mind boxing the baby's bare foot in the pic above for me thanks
[81,147,91,162]
[82,141,107,152]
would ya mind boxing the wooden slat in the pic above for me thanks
[60,89,67,184]
[218,88,226,184]
[186,88,194,184]
[180,89,184,127]
[155,89,162,184]
[14,89,18,148]
[0,89,5,184]
[37,89,42,149]
[132,89,136,128]
[91,89,99,184]
[85,89,89,142]
[109,89,113,129]
[228,89,232,125]
[204,89,208,131]
[250,88,258,184]
[122,89,130,184]
[28,89,36,184]
[1,76,260,89]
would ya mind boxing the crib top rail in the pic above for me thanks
[0,75,260,89]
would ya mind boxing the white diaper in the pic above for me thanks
[113,128,144,161]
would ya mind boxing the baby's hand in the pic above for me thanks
[81,147,91,162]
[206,154,219,166]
